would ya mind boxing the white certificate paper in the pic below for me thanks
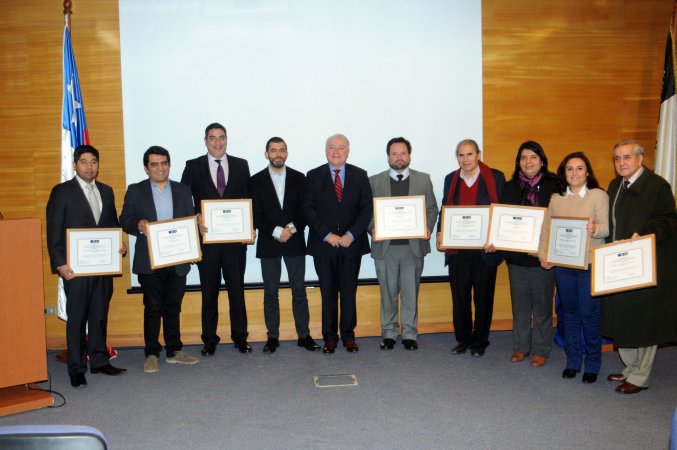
[554,227,582,258]
[439,206,490,249]
[384,205,417,231]
[591,234,656,296]
[487,204,546,252]
[147,216,202,269]
[496,214,535,243]
[67,228,122,276]
[211,208,245,234]
[202,199,254,243]
[157,227,191,258]
[373,196,426,240]
[545,216,591,269]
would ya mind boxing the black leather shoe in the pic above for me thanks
[263,338,279,354]
[201,343,216,357]
[582,372,598,383]
[90,363,126,376]
[562,368,579,379]
[403,339,418,350]
[70,373,87,388]
[297,335,321,351]
[470,344,485,357]
[234,341,253,353]
[451,343,469,354]
[380,338,395,350]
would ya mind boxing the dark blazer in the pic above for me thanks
[499,172,556,267]
[249,166,306,259]
[180,153,250,254]
[303,163,373,257]
[601,167,677,347]
[46,177,120,272]
[119,179,195,276]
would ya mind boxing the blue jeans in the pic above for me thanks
[554,266,601,374]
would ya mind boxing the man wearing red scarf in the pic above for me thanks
[437,139,505,357]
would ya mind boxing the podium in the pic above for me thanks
[0,218,53,416]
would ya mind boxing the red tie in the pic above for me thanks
[334,169,343,203]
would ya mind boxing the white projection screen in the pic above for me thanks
[118,0,483,287]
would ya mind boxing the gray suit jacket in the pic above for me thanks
[369,169,438,259]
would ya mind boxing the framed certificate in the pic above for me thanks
[545,216,591,269]
[201,199,255,243]
[487,204,546,253]
[147,216,202,269]
[373,195,427,240]
[67,228,123,276]
[591,234,656,296]
[439,205,490,249]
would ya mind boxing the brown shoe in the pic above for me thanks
[607,373,626,383]
[531,355,546,367]
[615,381,647,394]
[511,352,526,362]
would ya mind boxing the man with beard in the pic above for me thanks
[369,137,438,350]
[249,137,320,353]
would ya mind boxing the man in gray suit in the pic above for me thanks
[369,137,438,350]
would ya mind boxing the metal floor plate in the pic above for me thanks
[313,374,359,388]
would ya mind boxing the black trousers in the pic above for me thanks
[138,268,187,357]
[448,250,498,348]
[314,254,361,344]
[197,248,248,345]
[63,276,113,375]
[261,255,310,339]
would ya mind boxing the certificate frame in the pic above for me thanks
[487,204,546,253]
[66,228,122,277]
[201,199,255,244]
[591,234,656,296]
[147,216,202,269]
[545,216,591,269]
[439,205,490,249]
[373,195,427,240]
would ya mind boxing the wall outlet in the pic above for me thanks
[44,307,56,315]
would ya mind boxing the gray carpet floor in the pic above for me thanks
[1,331,676,450]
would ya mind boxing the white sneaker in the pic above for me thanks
[144,355,159,373]
[166,350,199,365]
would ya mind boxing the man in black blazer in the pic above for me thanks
[250,137,320,353]
[180,123,253,355]
[46,145,127,387]
[303,134,373,354]
[120,146,200,373]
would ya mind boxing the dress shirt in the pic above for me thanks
[207,153,229,189]
[459,169,479,188]
[268,166,294,240]
[389,167,410,181]
[75,174,102,216]
[565,185,588,198]
[151,181,173,221]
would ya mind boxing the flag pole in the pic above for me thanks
[63,0,72,28]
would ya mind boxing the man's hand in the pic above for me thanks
[630,232,640,241]
[424,229,432,241]
[436,232,443,251]
[326,233,341,247]
[138,219,149,235]
[539,257,553,270]
[278,226,293,243]
[197,213,208,236]
[57,264,75,280]
[484,243,497,253]
[119,241,127,257]
[338,234,353,248]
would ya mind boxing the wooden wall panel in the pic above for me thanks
[0,0,671,349]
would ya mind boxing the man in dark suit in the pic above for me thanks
[120,146,200,373]
[303,134,373,354]
[602,140,677,394]
[250,137,320,353]
[436,139,505,357]
[180,123,253,355]
[46,144,127,388]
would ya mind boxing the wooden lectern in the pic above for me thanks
[0,218,53,416]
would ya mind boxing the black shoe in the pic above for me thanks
[451,343,469,354]
[380,338,395,350]
[263,338,280,354]
[403,339,418,350]
[582,372,598,383]
[201,343,216,357]
[234,340,253,353]
[562,368,579,379]
[470,344,485,357]
[297,335,321,351]
[90,363,126,376]
[70,373,87,388]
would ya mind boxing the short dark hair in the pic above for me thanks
[266,137,286,152]
[73,144,99,162]
[204,123,227,139]
[555,152,601,195]
[511,140,550,182]
[143,146,171,167]
[386,137,412,155]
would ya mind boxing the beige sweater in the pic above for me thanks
[538,187,609,262]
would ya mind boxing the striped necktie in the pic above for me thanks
[334,169,343,203]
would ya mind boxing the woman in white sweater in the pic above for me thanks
[539,152,609,383]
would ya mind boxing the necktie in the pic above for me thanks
[216,159,226,196]
[397,174,403,182]
[334,169,343,203]
[86,184,101,224]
